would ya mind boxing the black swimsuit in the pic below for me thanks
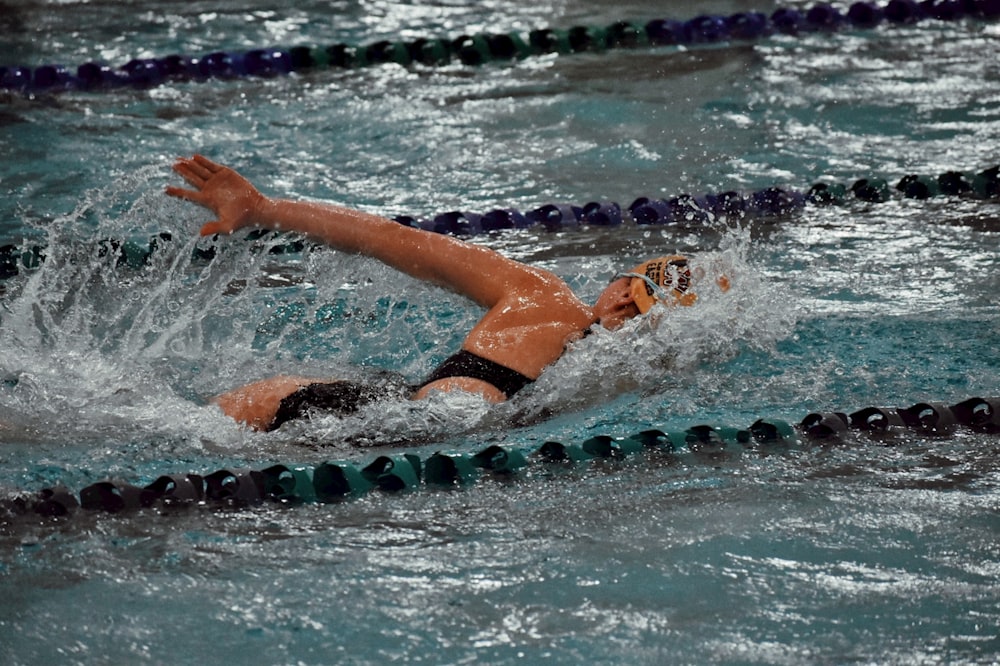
[268,350,534,431]
[419,349,534,398]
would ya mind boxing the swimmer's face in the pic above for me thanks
[593,276,640,330]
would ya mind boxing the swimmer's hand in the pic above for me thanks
[166,154,268,236]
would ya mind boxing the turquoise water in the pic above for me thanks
[2,1,1000,663]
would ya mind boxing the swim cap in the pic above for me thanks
[626,255,698,313]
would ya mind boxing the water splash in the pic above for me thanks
[1,166,235,444]
[512,225,800,423]
[0,167,492,452]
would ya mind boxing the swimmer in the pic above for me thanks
[167,154,717,431]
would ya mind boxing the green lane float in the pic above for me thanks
[536,440,595,463]
[313,461,374,499]
[425,452,479,486]
[470,445,527,474]
[262,464,317,503]
[580,435,644,458]
[361,454,423,491]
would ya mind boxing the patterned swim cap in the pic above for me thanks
[625,255,698,313]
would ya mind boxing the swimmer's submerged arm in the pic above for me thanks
[167,155,552,307]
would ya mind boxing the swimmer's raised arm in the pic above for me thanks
[167,155,568,309]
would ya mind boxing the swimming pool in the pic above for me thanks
[2,0,999,662]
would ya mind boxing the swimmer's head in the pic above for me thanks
[618,255,698,314]
[593,254,729,329]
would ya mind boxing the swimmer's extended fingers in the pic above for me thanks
[164,183,203,204]
[167,155,267,236]
[166,160,208,205]
[183,154,224,181]
[180,159,209,182]
[166,155,234,204]
[191,153,223,171]
[170,155,215,187]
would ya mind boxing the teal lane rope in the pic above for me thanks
[2,164,998,283]
[3,396,997,519]
[3,1,1000,94]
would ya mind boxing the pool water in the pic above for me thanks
[2,0,999,663]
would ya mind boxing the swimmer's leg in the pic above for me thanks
[210,375,319,431]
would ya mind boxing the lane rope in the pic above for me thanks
[2,396,997,519]
[3,1,1000,94]
[2,164,998,283]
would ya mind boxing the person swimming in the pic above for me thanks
[166,154,718,431]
